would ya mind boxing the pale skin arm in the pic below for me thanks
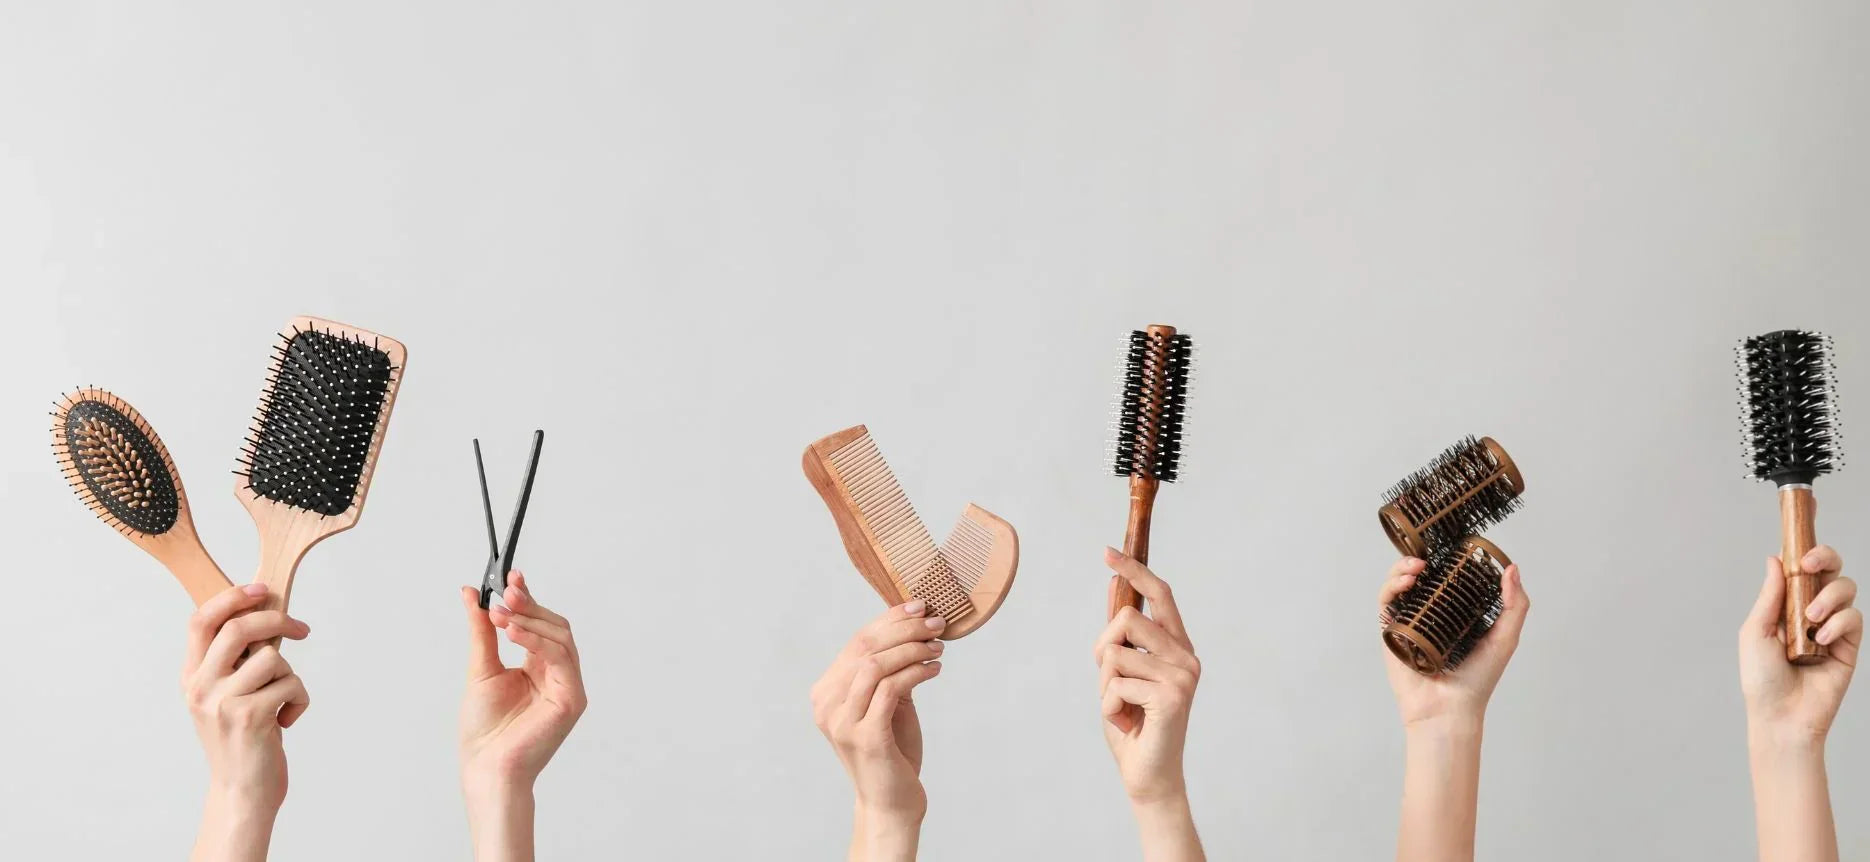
[1098,548,1205,862]
[1379,557,1530,862]
[184,583,313,862]
[1740,546,1859,862]
[810,601,947,862]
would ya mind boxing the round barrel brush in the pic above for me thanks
[51,388,234,606]
[1381,536,1511,676]
[1107,323,1193,619]
[1378,436,1524,560]
[1738,329,1843,663]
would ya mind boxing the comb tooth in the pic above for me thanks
[824,432,975,612]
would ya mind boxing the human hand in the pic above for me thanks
[460,571,587,790]
[1379,557,1529,731]
[1740,546,1860,743]
[1096,548,1201,805]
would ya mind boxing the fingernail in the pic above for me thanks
[927,660,942,673]
[242,583,268,597]
[1398,573,1415,582]
[928,640,944,654]
[492,603,510,615]
[1806,601,1827,622]
[1817,625,1836,645]
[925,617,946,631]
[903,599,926,616]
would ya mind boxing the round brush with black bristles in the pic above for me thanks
[1378,436,1525,560]
[233,316,406,644]
[51,388,233,606]
[1107,323,1193,619]
[1738,329,1844,663]
[1381,536,1510,676]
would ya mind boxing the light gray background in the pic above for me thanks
[1,2,1864,859]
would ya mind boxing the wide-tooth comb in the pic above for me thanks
[51,388,233,606]
[1380,536,1510,676]
[1737,329,1843,663]
[803,425,1018,640]
[233,316,406,635]
[1106,324,1194,619]
[1378,436,1524,560]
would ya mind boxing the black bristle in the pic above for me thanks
[1384,539,1506,673]
[1111,330,1194,482]
[1381,436,1522,554]
[242,328,395,516]
[54,395,180,536]
[1739,330,1841,485]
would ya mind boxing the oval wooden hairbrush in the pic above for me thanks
[1738,329,1843,664]
[1107,324,1194,619]
[1381,536,1510,676]
[234,316,406,642]
[803,425,1018,639]
[51,388,233,606]
[1378,436,1524,560]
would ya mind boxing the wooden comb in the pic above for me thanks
[803,425,1018,639]
[52,388,233,606]
[234,316,406,635]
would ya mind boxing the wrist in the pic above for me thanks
[1405,711,1485,741]
[1131,791,1194,825]
[854,802,922,861]
[194,791,279,862]
[462,777,536,862]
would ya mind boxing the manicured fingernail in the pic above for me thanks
[492,603,510,615]
[1806,601,1827,622]
[927,660,942,673]
[903,599,926,616]
[1398,573,1415,581]
[1817,625,1837,645]
[925,617,946,631]
[242,583,268,596]
[928,640,944,654]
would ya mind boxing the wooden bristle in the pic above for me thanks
[236,326,398,516]
[1738,330,1842,484]
[826,432,977,626]
[1111,329,1193,482]
[51,389,181,536]
[1383,537,1508,675]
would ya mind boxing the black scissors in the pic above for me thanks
[475,430,543,609]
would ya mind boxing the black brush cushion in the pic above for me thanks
[64,399,180,535]
[243,328,395,516]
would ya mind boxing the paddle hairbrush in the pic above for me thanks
[1739,329,1843,663]
[52,388,233,606]
[803,425,1018,639]
[1378,436,1524,560]
[1381,536,1510,676]
[234,317,406,635]
[1107,324,1192,619]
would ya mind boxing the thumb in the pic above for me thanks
[1490,564,1531,644]
[461,586,503,680]
[1743,558,1786,639]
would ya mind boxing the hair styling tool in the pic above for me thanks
[1380,536,1510,675]
[1738,329,1843,663]
[1378,436,1523,560]
[234,316,405,640]
[803,425,1018,639]
[475,430,543,609]
[1107,324,1193,619]
[52,388,233,606]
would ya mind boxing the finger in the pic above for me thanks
[1378,559,1426,606]
[848,614,948,658]
[1802,545,1843,578]
[1100,684,1139,734]
[185,584,270,675]
[1465,565,1529,668]
[503,571,570,629]
[841,643,940,729]
[503,617,577,672]
[1105,547,1186,643]
[1815,607,1862,649]
[222,645,292,696]
[1745,558,1788,638]
[249,673,311,728]
[1093,606,1194,669]
[461,587,504,680]
[1100,644,1195,687]
[863,659,942,727]
[1805,576,1857,625]
[200,611,309,679]
[1102,677,1178,718]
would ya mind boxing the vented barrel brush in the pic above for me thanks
[1107,324,1192,619]
[1378,436,1524,560]
[1381,537,1511,676]
[1738,330,1843,663]
[52,388,233,606]
[804,425,1018,639]
[234,317,406,638]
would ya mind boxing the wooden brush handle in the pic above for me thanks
[1109,476,1158,619]
[248,524,312,651]
[1779,486,1826,664]
[169,547,235,608]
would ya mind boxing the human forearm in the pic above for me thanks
[1133,794,1205,862]
[190,792,278,862]
[850,804,921,862]
[1748,729,1836,862]
[464,776,536,862]
[1397,716,1483,862]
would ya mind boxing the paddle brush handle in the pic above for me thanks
[1110,476,1158,619]
[1779,486,1826,664]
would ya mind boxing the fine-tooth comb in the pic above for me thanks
[1738,329,1843,663]
[1378,436,1524,560]
[803,425,1018,640]
[1380,536,1510,676]
[1107,323,1193,619]
[52,388,234,606]
[234,316,406,638]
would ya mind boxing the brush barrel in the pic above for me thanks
[1382,536,1511,676]
[1778,486,1826,664]
[1110,476,1158,619]
[1378,437,1523,559]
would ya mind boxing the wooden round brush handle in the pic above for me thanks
[1779,486,1826,664]
[1110,476,1157,618]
